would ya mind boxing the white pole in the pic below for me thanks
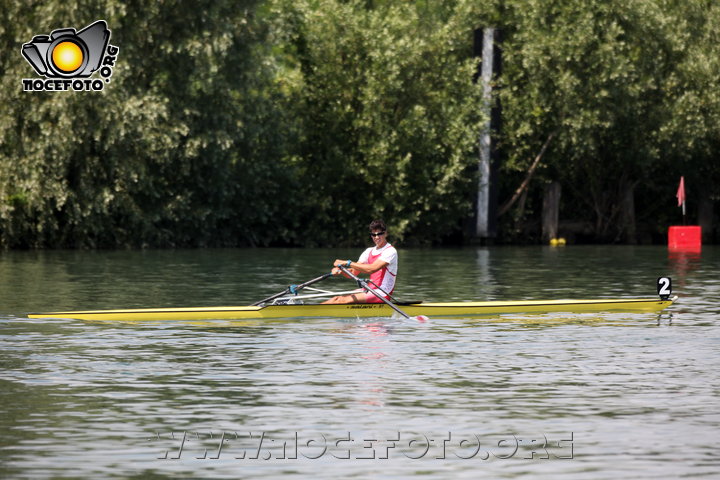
[476,27,495,238]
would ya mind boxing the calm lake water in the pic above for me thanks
[1,245,718,479]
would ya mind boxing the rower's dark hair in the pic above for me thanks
[369,219,386,232]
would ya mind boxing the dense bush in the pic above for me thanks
[1,0,718,248]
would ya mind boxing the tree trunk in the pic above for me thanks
[698,193,714,243]
[542,181,561,242]
[618,179,636,244]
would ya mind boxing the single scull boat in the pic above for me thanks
[27,277,676,322]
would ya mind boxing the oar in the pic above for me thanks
[338,266,427,321]
[252,273,333,306]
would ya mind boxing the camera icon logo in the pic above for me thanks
[21,20,119,91]
[22,20,110,77]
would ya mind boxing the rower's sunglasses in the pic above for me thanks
[370,231,386,237]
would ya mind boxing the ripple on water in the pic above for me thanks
[1,246,719,479]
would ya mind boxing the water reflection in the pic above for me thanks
[354,322,392,409]
[667,248,703,286]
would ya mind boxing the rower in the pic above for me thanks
[322,219,398,304]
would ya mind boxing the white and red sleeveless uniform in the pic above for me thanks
[357,243,398,303]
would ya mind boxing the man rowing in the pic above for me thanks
[322,219,398,304]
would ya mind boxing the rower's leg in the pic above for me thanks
[321,293,366,304]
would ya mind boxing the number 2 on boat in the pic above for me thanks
[657,277,672,299]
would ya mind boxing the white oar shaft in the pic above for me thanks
[252,273,332,306]
[338,266,411,319]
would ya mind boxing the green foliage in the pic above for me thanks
[0,0,718,248]
[657,1,720,192]
[268,0,487,245]
[0,0,294,248]
[497,0,720,241]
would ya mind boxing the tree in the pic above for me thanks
[496,0,719,242]
[269,0,487,245]
[0,0,294,248]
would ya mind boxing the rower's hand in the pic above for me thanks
[332,260,352,277]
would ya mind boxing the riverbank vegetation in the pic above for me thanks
[2,0,718,248]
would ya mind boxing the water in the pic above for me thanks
[1,246,718,479]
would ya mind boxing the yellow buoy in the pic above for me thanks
[550,238,567,247]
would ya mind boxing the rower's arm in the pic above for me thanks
[332,258,387,276]
[332,259,359,277]
[348,259,388,275]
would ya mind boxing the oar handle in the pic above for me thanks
[336,265,368,289]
